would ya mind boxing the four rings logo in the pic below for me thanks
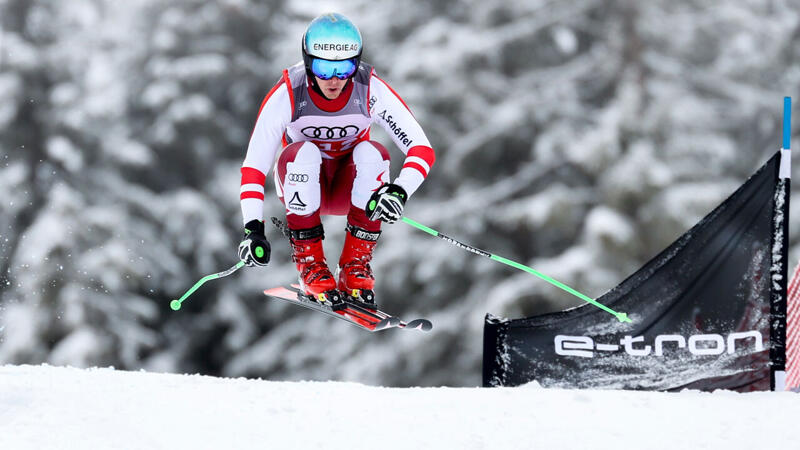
[555,330,764,358]
[301,125,359,139]
[287,173,309,183]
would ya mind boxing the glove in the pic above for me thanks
[366,183,407,224]
[238,219,271,266]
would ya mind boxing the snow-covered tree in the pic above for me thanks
[1,0,799,386]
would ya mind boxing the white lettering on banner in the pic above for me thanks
[688,334,725,356]
[554,331,764,358]
[654,335,686,356]
[555,335,593,358]
[621,335,652,356]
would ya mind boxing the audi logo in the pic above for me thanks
[287,173,309,182]
[301,125,360,139]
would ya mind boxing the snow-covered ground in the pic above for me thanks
[1,364,797,450]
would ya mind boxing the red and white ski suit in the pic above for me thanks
[240,61,435,232]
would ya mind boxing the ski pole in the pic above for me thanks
[401,217,631,323]
[169,260,246,311]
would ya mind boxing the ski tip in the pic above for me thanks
[406,319,433,332]
[170,300,181,311]
[373,317,401,331]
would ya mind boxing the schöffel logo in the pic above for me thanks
[301,125,359,139]
[287,173,309,183]
[313,43,359,52]
[377,110,413,147]
[554,331,764,358]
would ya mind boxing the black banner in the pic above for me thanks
[483,152,789,391]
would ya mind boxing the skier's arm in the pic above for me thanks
[369,74,436,197]
[240,79,293,226]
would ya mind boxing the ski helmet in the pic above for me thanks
[302,13,362,80]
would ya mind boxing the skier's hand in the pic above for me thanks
[366,183,407,224]
[238,219,271,266]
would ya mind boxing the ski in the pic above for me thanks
[264,285,432,332]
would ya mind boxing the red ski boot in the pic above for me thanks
[337,225,380,306]
[289,225,338,304]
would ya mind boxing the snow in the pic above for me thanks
[772,180,788,290]
[552,25,578,55]
[46,136,84,172]
[0,306,44,361]
[0,74,21,127]
[1,364,798,450]
[584,206,635,250]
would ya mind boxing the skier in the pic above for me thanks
[237,13,436,306]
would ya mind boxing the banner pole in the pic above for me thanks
[776,97,792,390]
[780,97,792,180]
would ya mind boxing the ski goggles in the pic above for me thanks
[310,57,358,80]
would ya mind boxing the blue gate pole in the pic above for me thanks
[784,96,791,151]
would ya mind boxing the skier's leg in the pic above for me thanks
[337,141,391,299]
[276,141,323,228]
[349,140,391,228]
[275,142,336,297]
[319,155,355,216]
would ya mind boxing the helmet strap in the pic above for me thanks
[305,67,326,98]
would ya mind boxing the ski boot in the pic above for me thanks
[337,225,380,309]
[289,225,343,309]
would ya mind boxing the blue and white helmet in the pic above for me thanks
[302,13,363,80]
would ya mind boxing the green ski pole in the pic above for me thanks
[170,260,246,311]
[401,217,631,323]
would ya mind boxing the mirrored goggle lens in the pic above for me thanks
[311,58,357,80]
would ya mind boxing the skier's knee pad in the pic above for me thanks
[278,141,323,169]
[352,140,391,164]
[351,141,391,209]
[278,141,322,216]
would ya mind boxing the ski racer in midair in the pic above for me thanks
[237,13,436,306]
